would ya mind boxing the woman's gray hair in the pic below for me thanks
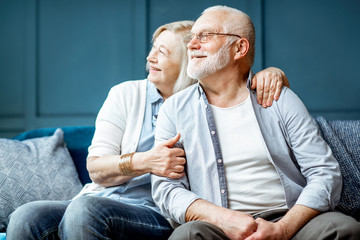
[152,20,197,94]
[203,6,256,67]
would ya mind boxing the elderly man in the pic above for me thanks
[152,5,360,240]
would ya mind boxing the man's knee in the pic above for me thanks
[294,211,360,240]
[335,213,360,239]
[169,221,228,240]
[318,212,360,239]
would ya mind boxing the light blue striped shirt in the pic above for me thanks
[152,76,342,224]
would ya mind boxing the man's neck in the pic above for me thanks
[200,66,250,108]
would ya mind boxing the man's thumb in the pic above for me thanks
[163,133,181,148]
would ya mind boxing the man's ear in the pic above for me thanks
[234,38,249,60]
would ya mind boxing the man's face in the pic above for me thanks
[186,11,232,80]
[187,42,231,80]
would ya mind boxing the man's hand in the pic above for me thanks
[215,208,258,240]
[245,205,319,240]
[244,218,287,240]
[251,67,290,108]
[186,199,258,240]
[132,133,186,179]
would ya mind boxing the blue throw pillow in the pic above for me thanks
[0,129,83,232]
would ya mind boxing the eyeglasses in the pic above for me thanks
[185,32,242,43]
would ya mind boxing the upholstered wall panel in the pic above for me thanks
[0,0,359,138]
[263,0,360,119]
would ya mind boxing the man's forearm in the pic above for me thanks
[276,204,320,239]
[186,199,258,239]
[185,199,219,223]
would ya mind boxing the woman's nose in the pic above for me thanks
[146,50,157,63]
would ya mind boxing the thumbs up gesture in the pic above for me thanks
[134,133,186,179]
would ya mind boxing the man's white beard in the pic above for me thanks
[187,43,231,80]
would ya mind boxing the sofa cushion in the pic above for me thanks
[13,126,94,185]
[316,116,360,220]
[0,129,83,232]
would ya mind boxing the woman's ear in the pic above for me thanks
[234,38,249,60]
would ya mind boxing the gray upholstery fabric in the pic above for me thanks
[316,116,360,220]
[0,129,83,231]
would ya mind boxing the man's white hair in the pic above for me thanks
[202,5,255,67]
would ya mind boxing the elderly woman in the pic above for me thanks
[6,21,288,240]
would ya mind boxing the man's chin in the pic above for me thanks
[187,70,205,80]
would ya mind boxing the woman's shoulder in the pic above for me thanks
[103,79,147,106]
[110,79,147,93]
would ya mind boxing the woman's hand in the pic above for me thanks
[132,133,186,179]
[251,67,289,108]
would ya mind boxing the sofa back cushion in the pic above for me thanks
[316,116,360,220]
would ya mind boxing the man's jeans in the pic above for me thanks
[6,196,172,240]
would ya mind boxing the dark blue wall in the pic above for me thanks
[1,0,359,138]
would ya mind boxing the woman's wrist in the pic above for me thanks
[118,152,136,175]
[128,152,148,175]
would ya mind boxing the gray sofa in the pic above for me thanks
[0,117,359,239]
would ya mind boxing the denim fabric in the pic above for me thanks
[59,196,172,240]
[6,196,172,240]
[316,116,360,220]
[6,200,70,240]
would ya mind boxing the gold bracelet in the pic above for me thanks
[118,152,136,175]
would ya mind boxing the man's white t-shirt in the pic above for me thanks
[211,93,287,214]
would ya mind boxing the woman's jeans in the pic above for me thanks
[6,196,172,240]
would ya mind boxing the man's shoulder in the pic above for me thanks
[251,86,300,109]
[272,87,305,110]
[159,84,199,118]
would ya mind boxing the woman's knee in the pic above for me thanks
[7,201,68,240]
[8,201,52,226]
[59,196,115,238]
[62,196,106,226]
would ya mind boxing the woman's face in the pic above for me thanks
[146,30,182,96]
